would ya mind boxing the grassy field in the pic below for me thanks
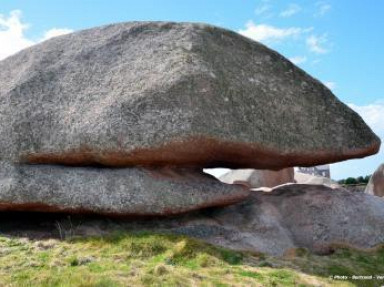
[0,231,383,287]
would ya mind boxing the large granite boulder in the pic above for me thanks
[0,162,249,215]
[0,21,380,169]
[365,163,384,197]
[219,168,294,188]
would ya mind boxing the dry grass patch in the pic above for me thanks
[0,232,383,286]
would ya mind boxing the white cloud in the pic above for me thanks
[255,4,271,16]
[0,10,72,61]
[239,21,309,43]
[315,2,331,17]
[306,34,329,54]
[280,4,301,17]
[0,10,34,60]
[289,56,307,65]
[348,102,384,134]
[324,81,336,90]
[41,28,73,42]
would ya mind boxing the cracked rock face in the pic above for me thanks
[0,21,380,169]
[0,21,380,215]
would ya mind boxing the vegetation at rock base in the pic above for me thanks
[338,175,371,185]
[0,231,383,287]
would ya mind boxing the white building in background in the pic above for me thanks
[296,165,331,178]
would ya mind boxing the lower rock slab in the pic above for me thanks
[0,162,249,216]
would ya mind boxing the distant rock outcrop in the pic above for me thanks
[365,163,384,197]
[219,168,294,188]
[294,172,339,187]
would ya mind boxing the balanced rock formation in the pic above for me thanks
[0,162,249,215]
[365,163,384,197]
[0,22,380,169]
[0,21,381,215]
[219,168,294,188]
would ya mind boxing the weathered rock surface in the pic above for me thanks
[125,184,384,255]
[3,184,384,256]
[0,162,249,215]
[0,21,380,169]
[219,168,294,188]
[343,184,366,193]
[182,184,384,255]
[365,163,384,197]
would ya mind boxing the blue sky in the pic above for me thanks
[0,0,383,179]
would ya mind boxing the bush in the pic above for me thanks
[345,177,358,185]
[338,175,371,185]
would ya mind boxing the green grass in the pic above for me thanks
[0,231,383,286]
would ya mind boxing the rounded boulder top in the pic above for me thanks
[0,21,380,169]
